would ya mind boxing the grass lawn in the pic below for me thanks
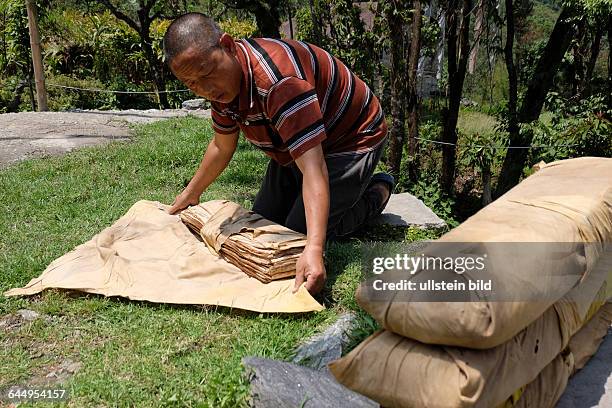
[0,116,437,407]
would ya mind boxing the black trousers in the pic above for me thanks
[252,139,386,240]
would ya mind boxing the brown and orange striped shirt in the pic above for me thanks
[211,38,387,166]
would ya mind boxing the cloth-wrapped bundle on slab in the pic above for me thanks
[180,201,307,283]
[330,253,611,408]
[4,200,323,313]
[357,157,612,349]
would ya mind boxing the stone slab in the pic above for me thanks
[0,109,211,168]
[243,357,378,408]
[369,193,446,229]
[292,312,358,370]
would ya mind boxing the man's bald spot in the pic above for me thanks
[163,13,222,66]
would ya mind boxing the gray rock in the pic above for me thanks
[460,98,478,107]
[369,193,446,229]
[556,328,612,408]
[16,309,40,321]
[243,357,378,408]
[182,99,209,110]
[292,313,358,370]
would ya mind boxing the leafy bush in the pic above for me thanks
[527,93,612,163]
[219,17,257,39]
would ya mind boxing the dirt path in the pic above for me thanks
[0,109,210,168]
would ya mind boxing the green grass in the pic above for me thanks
[457,110,498,137]
[0,116,440,407]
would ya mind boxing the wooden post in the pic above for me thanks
[25,0,47,111]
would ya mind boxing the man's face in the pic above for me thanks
[170,37,242,104]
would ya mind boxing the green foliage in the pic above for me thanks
[527,93,612,162]
[408,175,459,228]
[0,0,35,77]
[219,17,257,39]
[295,1,376,84]
[459,130,505,174]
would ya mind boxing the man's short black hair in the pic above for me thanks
[163,13,222,66]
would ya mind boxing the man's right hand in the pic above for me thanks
[166,131,239,215]
[167,190,200,215]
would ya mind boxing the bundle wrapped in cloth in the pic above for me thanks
[329,301,612,408]
[358,157,612,348]
[180,201,307,283]
[330,157,612,408]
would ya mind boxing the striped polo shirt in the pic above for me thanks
[210,38,387,166]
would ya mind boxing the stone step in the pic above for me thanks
[369,192,446,229]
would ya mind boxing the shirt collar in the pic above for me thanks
[235,40,254,113]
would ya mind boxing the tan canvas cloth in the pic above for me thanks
[357,157,612,348]
[180,201,306,283]
[502,303,612,408]
[3,200,323,313]
[329,265,611,408]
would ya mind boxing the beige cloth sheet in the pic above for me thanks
[4,200,323,313]
[357,157,612,348]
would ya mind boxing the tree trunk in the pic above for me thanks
[441,0,471,194]
[385,0,407,179]
[26,71,36,111]
[308,0,322,45]
[495,6,577,197]
[25,0,47,111]
[482,166,492,206]
[503,0,519,184]
[407,0,422,183]
[572,19,586,97]
[608,13,612,107]
[7,79,27,113]
[582,26,603,96]
[287,2,294,39]
[141,30,170,109]
[252,0,281,38]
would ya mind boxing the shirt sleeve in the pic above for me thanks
[266,77,327,160]
[210,102,239,135]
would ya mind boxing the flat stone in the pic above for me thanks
[182,99,209,110]
[0,109,211,168]
[292,312,358,370]
[243,357,378,408]
[16,309,40,321]
[556,328,612,408]
[369,193,446,229]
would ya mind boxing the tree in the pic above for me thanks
[503,0,518,188]
[384,0,408,179]
[91,0,188,108]
[221,0,282,38]
[495,5,579,196]
[406,0,422,183]
[0,0,38,111]
[440,0,472,194]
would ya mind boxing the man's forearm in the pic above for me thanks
[302,170,329,251]
[185,133,237,197]
[298,150,330,252]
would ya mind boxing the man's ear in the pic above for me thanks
[219,33,236,55]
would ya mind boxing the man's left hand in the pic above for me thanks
[293,246,326,295]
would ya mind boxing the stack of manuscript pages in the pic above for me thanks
[180,200,307,283]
